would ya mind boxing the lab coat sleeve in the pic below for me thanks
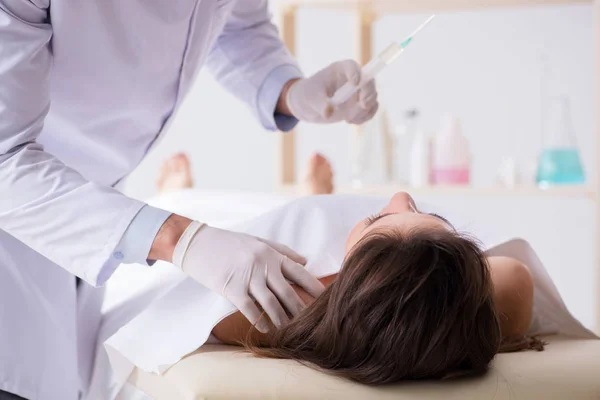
[115,205,173,267]
[206,0,303,131]
[0,0,151,286]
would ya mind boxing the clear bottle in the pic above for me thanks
[350,108,391,188]
[350,127,370,189]
[536,96,585,186]
[393,109,419,184]
[408,129,431,187]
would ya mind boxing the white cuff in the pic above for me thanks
[172,221,205,268]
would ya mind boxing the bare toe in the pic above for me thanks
[157,153,194,193]
[304,153,334,195]
[173,153,190,171]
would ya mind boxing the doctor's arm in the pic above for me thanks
[0,0,153,286]
[0,2,323,331]
[206,0,303,132]
[206,0,379,130]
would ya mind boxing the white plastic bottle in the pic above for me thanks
[431,114,471,185]
[408,130,431,187]
[394,109,419,184]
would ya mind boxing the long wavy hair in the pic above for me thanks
[245,228,504,384]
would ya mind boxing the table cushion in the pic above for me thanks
[128,335,600,399]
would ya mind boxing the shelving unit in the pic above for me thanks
[277,0,590,14]
[274,0,600,329]
[281,184,597,198]
[275,0,596,188]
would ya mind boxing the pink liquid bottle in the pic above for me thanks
[431,114,471,185]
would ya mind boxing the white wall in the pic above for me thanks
[126,4,594,195]
[125,4,597,329]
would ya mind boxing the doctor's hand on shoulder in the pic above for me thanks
[279,59,379,125]
[149,215,325,333]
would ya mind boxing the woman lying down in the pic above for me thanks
[106,153,596,389]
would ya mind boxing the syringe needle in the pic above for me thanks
[408,15,436,39]
[401,15,436,48]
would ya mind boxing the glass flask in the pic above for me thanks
[536,96,585,186]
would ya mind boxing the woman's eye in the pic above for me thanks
[427,212,454,229]
[366,213,380,225]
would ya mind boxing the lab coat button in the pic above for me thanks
[113,251,124,260]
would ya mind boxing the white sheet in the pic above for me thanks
[90,190,597,400]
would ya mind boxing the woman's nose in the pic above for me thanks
[384,192,414,212]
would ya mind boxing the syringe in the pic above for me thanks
[330,14,436,106]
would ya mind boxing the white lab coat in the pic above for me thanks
[0,1,298,399]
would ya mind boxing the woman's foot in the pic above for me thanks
[156,153,194,193]
[303,153,334,195]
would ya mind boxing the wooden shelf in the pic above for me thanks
[276,0,590,14]
[280,184,597,199]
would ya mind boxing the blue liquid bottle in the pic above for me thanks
[536,97,585,187]
[537,149,585,185]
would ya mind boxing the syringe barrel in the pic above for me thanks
[329,44,401,106]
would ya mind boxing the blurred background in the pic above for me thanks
[124,3,597,330]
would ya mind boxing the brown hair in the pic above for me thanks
[246,228,501,385]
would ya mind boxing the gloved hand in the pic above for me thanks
[285,59,379,125]
[173,221,325,333]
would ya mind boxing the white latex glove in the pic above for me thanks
[286,59,379,124]
[173,222,325,333]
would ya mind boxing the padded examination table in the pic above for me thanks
[127,335,600,400]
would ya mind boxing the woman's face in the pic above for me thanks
[345,192,453,253]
